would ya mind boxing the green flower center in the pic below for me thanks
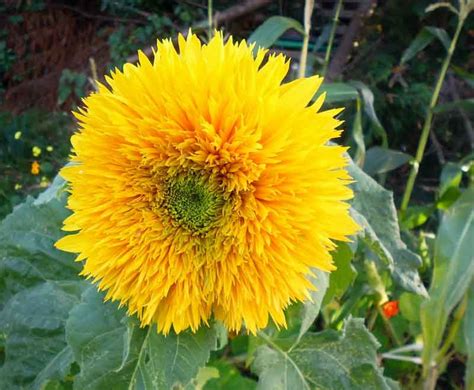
[163,174,223,233]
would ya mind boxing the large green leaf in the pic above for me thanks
[348,163,427,296]
[248,16,305,49]
[252,318,398,390]
[66,286,218,390]
[421,188,474,369]
[0,179,86,389]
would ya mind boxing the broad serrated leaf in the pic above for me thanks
[66,286,217,390]
[348,163,427,296]
[0,181,85,389]
[248,16,305,49]
[252,318,398,390]
[421,188,474,369]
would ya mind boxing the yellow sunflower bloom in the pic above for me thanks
[56,32,359,334]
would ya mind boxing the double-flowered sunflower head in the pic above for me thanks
[56,32,359,334]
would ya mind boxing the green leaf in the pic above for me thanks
[185,367,219,390]
[204,360,257,390]
[399,292,423,322]
[464,282,474,389]
[349,162,427,296]
[317,82,359,104]
[400,26,451,64]
[0,180,85,389]
[433,98,474,114]
[350,82,388,147]
[421,188,474,368]
[248,16,305,49]
[66,287,218,390]
[400,205,435,229]
[439,162,463,197]
[298,269,329,341]
[252,318,398,390]
[351,98,366,166]
[323,243,356,305]
[363,147,412,176]
[425,2,459,16]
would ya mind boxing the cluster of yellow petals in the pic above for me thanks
[56,32,359,334]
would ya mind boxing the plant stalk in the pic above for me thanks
[299,0,315,78]
[322,0,343,77]
[400,18,465,213]
[208,0,213,39]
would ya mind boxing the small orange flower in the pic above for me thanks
[31,161,40,175]
[382,300,399,319]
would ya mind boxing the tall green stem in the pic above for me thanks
[208,0,213,39]
[299,0,315,78]
[322,0,343,77]
[400,19,465,213]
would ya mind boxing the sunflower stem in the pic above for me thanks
[400,16,465,213]
[322,0,343,77]
[299,0,315,78]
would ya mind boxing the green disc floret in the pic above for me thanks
[163,174,223,233]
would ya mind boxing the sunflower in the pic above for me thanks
[56,32,359,334]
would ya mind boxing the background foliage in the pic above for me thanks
[0,1,473,389]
